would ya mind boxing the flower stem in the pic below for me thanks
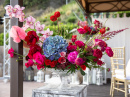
[13,52,26,57]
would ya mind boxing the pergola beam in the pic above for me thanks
[10,0,23,97]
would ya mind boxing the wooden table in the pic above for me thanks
[32,84,87,97]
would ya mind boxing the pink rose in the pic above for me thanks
[75,40,85,48]
[33,52,46,65]
[77,28,86,34]
[8,47,14,58]
[97,60,104,66]
[60,52,66,57]
[105,47,113,57]
[67,51,78,64]
[10,26,26,43]
[93,49,102,58]
[75,58,85,66]
[25,59,34,68]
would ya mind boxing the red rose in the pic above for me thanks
[71,38,77,43]
[67,45,77,52]
[28,44,42,59]
[80,65,86,70]
[72,35,77,39]
[54,11,60,18]
[37,65,44,70]
[25,59,34,68]
[75,40,85,48]
[25,31,39,46]
[97,60,104,66]
[69,42,72,46]
[45,59,51,66]
[93,49,102,58]
[50,15,57,21]
[100,28,106,34]
[58,57,66,64]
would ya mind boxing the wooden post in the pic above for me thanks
[10,0,23,97]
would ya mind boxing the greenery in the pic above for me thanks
[0,33,9,46]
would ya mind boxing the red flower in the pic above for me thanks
[77,28,87,34]
[37,65,44,70]
[25,59,34,68]
[72,35,77,39]
[28,44,42,59]
[50,61,57,68]
[93,49,102,58]
[54,11,60,18]
[80,65,86,70]
[71,38,77,43]
[100,28,106,34]
[25,31,39,46]
[107,68,110,72]
[84,26,89,32]
[106,47,113,57]
[8,47,14,58]
[75,40,85,48]
[50,15,57,21]
[75,58,85,66]
[45,59,51,66]
[69,42,72,46]
[97,60,104,66]
[67,45,77,52]
[58,57,66,64]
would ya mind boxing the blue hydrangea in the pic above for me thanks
[43,35,68,61]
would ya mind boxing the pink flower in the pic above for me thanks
[38,35,47,47]
[25,59,34,68]
[18,12,25,22]
[94,20,100,25]
[8,47,14,58]
[5,5,13,18]
[10,26,26,43]
[77,28,86,34]
[12,5,24,17]
[93,49,102,58]
[97,60,104,66]
[33,52,46,65]
[22,24,28,31]
[78,21,87,28]
[35,21,45,34]
[25,16,36,29]
[93,39,107,48]
[75,58,85,66]
[60,52,66,57]
[67,51,78,64]
[105,47,113,57]
[43,28,53,37]
[75,40,85,48]
[58,57,66,64]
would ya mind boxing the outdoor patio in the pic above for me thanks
[0,80,124,97]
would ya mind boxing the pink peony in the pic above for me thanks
[75,58,85,66]
[75,40,85,48]
[97,60,104,66]
[77,28,86,34]
[67,51,78,64]
[33,52,46,65]
[8,47,14,58]
[105,47,113,57]
[93,49,102,58]
[10,26,26,43]
[25,59,34,68]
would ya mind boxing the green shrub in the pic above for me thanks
[0,33,4,46]
[67,16,76,23]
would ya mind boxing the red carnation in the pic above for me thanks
[75,40,85,48]
[80,65,86,70]
[100,28,106,34]
[97,60,104,66]
[45,59,51,66]
[54,11,60,18]
[8,47,14,58]
[58,57,66,64]
[28,44,42,59]
[50,15,57,21]
[50,61,57,68]
[25,31,39,46]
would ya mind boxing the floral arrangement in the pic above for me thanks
[6,5,128,75]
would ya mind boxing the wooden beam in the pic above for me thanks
[10,0,23,97]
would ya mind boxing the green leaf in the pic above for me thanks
[80,69,86,76]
